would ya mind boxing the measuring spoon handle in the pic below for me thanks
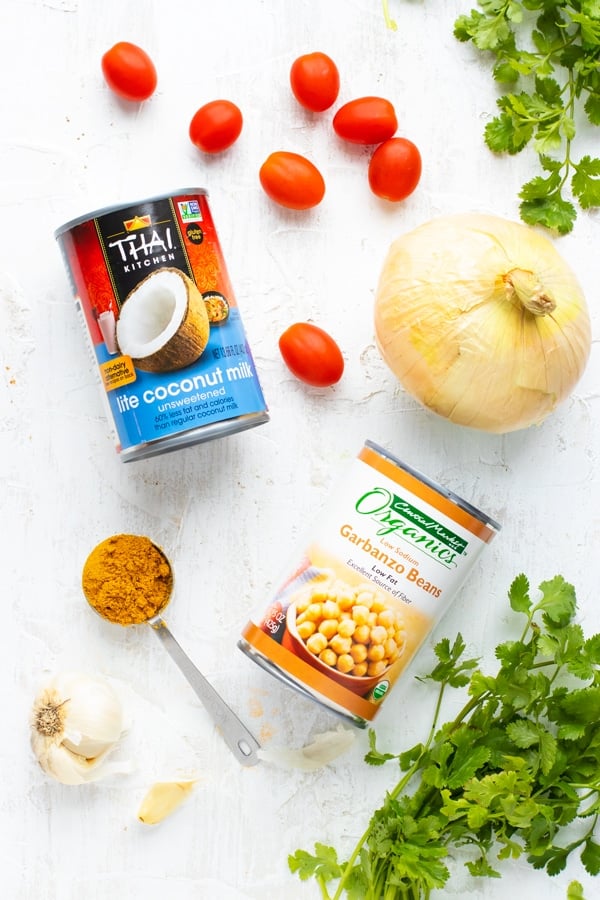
[150,618,261,767]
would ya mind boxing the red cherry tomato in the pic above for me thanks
[289,52,340,112]
[189,100,243,154]
[279,323,344,387]
[101,42,157,102]
[368,137,422,201]
[332,97,397,145]
[259,152,325,210]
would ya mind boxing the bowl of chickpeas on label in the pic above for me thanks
[285,576,407,695]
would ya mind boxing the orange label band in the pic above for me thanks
[241,622,380,721]
[359,444,497,542]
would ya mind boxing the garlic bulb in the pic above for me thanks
[31,671,130,785]
[374,213,591,433]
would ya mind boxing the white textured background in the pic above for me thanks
[1,1,599,898]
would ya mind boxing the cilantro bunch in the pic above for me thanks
[453,0,600,233]
[290,574,600,899]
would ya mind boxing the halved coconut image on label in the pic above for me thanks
[116,267,210,373]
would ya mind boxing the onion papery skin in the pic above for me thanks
[374,213,592,433]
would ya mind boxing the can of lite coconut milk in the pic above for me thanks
[55,189,269,462]
[239,441,500,726]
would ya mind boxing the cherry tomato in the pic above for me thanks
[289,52,340,112]
[259,152,325,210]
[189,100,243,153]
[368,137,422,201]
[332,97,397,145]
[279,323,344,387]
[101,42,157,102]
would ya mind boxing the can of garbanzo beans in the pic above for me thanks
[238,441,500,726]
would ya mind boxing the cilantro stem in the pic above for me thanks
[382,0,397,31]
[331,682,449,900]
[329,759,421,900]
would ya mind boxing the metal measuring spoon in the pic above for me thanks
[82,534,261,767]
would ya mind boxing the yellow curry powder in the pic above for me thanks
[82,534,173,625]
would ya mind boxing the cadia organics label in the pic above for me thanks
[240,442,500,724]
[56,190,268,461]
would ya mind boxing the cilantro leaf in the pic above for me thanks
[485,111,531,153]
[585,633,600,664]
[519,190,577,234]
[507,718,539,748]
[454,11,511,50]
[581,838,600,876]
[446,744,491,789]
[493,58,521,83]
[288,843,341,881]
[427,633,479,687]
[508,573,530,614]
[567,881,586,900]
[539,623,584,668]
[547,848,569,876]
[466,855,502,877]
[535,576,577,626]
[364,728,397,766]
[571,155,600,209]
[585,93,600,126]
[569,11,600,45]
[538,729,558,776]
[534,75,562,104]
[555,686,600,723]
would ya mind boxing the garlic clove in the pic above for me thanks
[34,741,131,785]
[258,726,356,771]
[137,780,198,825]
[55,674,124,752]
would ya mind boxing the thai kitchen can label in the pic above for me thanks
[55,189,268,461]
[239,440,500,726]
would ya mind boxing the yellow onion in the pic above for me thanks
[373,213,591,433]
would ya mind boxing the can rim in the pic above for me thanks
[364,439,501,533]
[54,187,209,238]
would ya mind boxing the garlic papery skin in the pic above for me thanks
[258,726,356,771]
[31,671,129,785]
[374,213,591,433]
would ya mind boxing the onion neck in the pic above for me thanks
[503,268,557,316]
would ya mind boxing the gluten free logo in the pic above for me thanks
[186,223,204,244]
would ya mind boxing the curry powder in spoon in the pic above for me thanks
[82,534,173,625]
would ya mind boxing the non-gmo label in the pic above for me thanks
[371,681,389,702]
[177,199,203,223]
